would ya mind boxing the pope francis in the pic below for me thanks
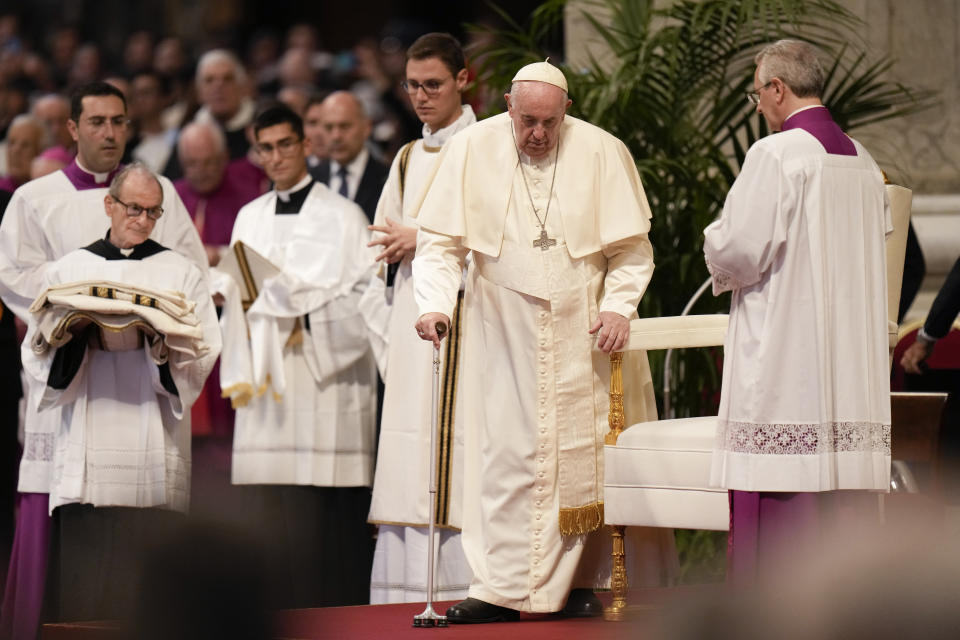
[413,60,659,622]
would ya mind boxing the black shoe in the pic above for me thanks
[561,588,603,617]
[445,597,520,623]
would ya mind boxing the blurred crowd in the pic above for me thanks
[0,12,486,194]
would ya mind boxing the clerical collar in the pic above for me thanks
[422,105,477,151]
[782,104,827,125]
[275,174,314,214]
[195,98,255,132]
[62,159,123,191]
[83,230,168,260]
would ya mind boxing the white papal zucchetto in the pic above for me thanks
[511,58,568,93]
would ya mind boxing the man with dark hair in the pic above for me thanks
[365,31,476,605]
[218,104,378,608]
[303,93,328,168]
[20,163,220,622]
[0,81,205,638]
[128,71,178,173]
[308,91,387,223]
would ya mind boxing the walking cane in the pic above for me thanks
[413,322,448,628]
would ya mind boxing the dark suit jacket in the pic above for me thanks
[924,255,960,339]
[0,188,22,400]
[309,155,389,223]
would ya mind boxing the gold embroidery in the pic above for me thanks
[435,292,464,526]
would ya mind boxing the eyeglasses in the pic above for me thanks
[255,137,302,157]
[81,116,130,131]
[112,196,164,220]
[746,81,774,105]
[401,78,447,96]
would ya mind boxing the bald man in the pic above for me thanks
[31,94,74,152]
[173,121,266,266]
[308,91,388,223]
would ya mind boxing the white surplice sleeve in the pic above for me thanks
[703,144,793,295]
[412,227,468,321]
[0,190,54,319]
[246,195,376,394]
[600,234,655,318]
[163,260,221,411]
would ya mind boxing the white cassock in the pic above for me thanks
[412,112,675,612]
[364,105,476,604]
[704,128,891,492]
[0,162,207,494]
[221,175,377,487]
[20,237,220,513]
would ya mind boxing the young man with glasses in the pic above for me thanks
[0,81,205,638]
[221,104,379,608]
[364,32,476,605]
[17,163,220,622]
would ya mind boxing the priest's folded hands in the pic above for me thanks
[589,310,629,353]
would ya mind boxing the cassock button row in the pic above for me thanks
[534,544,540,550]
[540,384,546,391]
[539,354,546,361]
[539,398,545,405]
[538,472,544,478]
[536,514,541,520]
[540,428,546,434]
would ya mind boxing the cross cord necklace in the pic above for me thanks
[514,124,560,251]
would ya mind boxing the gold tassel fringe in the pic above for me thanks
[558,502,604,536]
[221,383,255,409]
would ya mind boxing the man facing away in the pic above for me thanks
[704,39,891,583]
[0,80,206,639]
[219,104,378,608]
[20,163,220,622]
[365,32,477,605]
[310,90,388,223]
[412,60,666,622]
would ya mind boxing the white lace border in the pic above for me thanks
[717,419,890,456]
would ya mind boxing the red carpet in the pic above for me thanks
[42,587,720,639]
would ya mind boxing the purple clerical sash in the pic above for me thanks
[780,106,856,156]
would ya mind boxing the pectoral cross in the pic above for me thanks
[533,227,556,251]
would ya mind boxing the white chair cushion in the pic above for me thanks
[604,416,729,531]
